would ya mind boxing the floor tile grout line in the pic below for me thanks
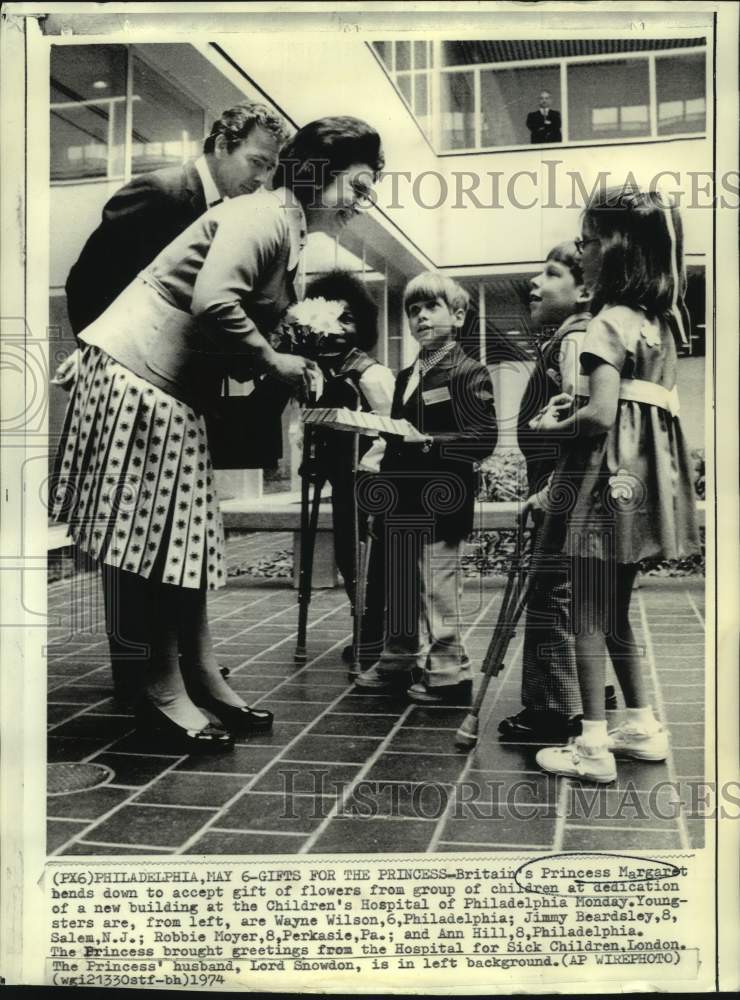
[685,590,706,628]
[173,629,364,856]
[551,773,572,852]
[47,697,124,733]
[636,590,692,850]
[67,840,177,853]
[563,823,685,834]
[207,827,307,839]
[47,590,278,670]
[218,600,351,685]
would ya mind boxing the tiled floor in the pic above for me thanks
[47,534,708,856]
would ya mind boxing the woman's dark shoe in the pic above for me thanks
[136,700,234,755]
[190,687,274,735]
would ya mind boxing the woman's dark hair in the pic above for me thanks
[203,102,290,154]
[583,184,686,320]
[304,269,379,351]
[274,116,384,206]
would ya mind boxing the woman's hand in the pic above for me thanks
[51,348,80,391]
[268,353,320,401]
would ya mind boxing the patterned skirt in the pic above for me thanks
[51,345,226,590]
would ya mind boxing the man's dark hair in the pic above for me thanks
[274,116,384,206]
[203,102,290,154]
[304,269,379,352]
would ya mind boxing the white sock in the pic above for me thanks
[625,706,658,730]
[579,719,609,748]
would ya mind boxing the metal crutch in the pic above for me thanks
[455,512,542,749]
[294,425,326,663]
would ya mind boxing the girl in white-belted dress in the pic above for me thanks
[530,185,700,784]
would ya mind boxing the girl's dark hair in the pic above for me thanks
[583,184,687,321]
[274,116,384,207]
[304,269,379,351]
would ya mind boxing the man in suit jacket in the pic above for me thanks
[526,91,562,144]
[356,273,497,705]
[64,102,291,337]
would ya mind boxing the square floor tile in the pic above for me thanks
[671,748,705,776]
[251,762,361,796]
[284,734,383,764]
[312,714,398,738]
[365,752,466,785]
[49,713,135,741]
[218,792,332,833]
[48,736,110,763]
[309,817,435,854]
[561,826,682,850]
[266,684,343,704]
[465,740,541,774]
[440,809,557,847]
[335,693,409,715]
[48,820,89,854]
[258,701,329,723]
[238,721,307,747]
[90,753,176,786]
[341,781,450,821]
[84,804,216,848]
[387,728,463,754]
[47,785,133,821]
[135,772,249,808]
[405,705,470,729]
[185,830,306,854]
[175,745,279,775]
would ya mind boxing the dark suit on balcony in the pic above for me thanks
[525,108,562,144]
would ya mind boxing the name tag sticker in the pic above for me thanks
[422,386,451,405]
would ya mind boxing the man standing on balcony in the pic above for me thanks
[63,102,291,338]
[525,90,562,144]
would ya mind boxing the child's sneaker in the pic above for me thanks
[607,722,669,761]
[536,739,617,783]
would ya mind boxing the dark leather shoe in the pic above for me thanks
[136,701,234,755]
[407,680,473,705]
[498,709,571,743]
[192,690,274,734]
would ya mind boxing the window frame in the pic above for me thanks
[371,42,707,155]
[50,44,209,186]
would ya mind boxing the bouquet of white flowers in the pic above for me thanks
[273,297,349,361]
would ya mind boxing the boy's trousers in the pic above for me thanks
[378,530,471,688]
[520,546,580,717]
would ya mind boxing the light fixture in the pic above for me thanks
[92,80,109,90]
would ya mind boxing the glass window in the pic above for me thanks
[395,73,412,107]
[413,41,428,70]
[568,59,650,141]
[656,52,706,135]
[50,45,127,180]
[131,57,204,175]
[372,41,390,69]
[395,41,411,71]
[440,71,475,150]
[480,65,560,147]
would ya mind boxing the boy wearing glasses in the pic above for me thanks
[356,273,497,704]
